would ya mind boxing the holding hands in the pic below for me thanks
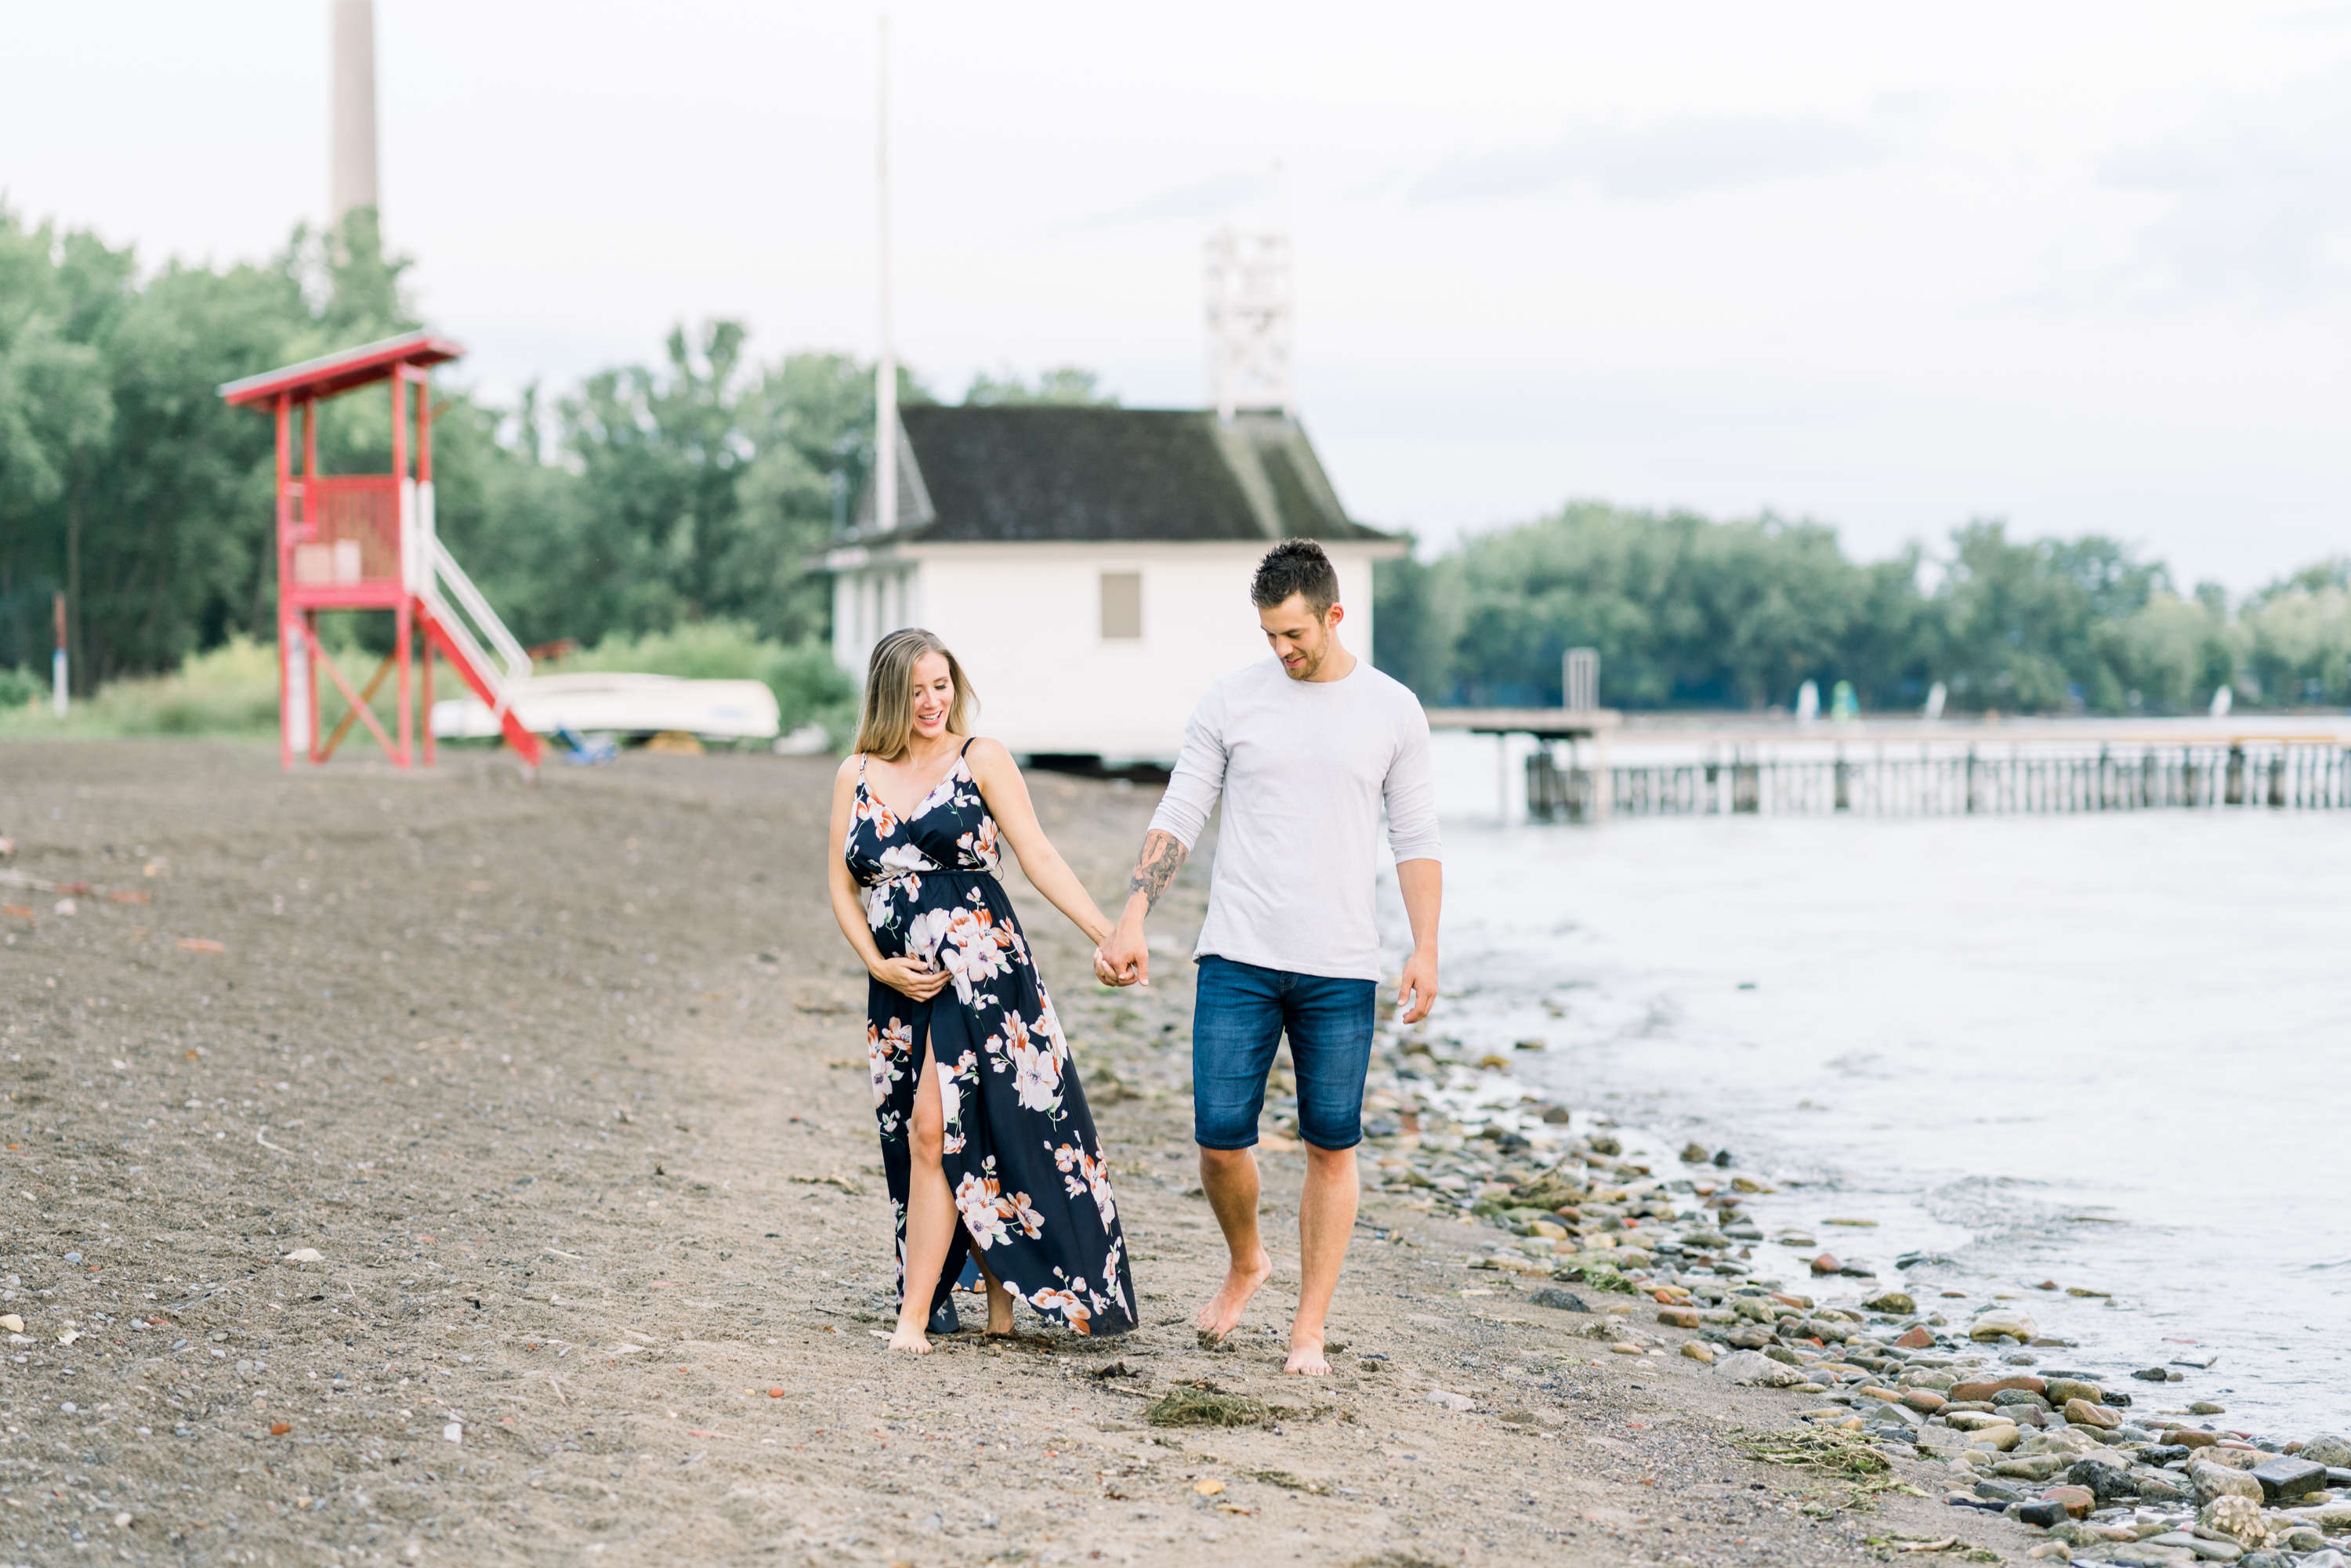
[1093,920,1150,989]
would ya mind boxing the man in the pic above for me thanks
[1094,538,1440,1376]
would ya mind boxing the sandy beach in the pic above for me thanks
[0,739,2162,1566]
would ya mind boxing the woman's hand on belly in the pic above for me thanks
[872,954,949,1001]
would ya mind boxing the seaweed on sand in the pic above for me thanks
[1552,1264,1640,1295]
[1144,1385,1270,1428]
[1733,1424,1892,1479]
[1732,1425,1927,1515]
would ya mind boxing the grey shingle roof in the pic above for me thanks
[843,407,1393,546]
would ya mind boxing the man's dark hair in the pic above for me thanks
[1252,538,1341,615]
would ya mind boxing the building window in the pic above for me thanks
[1100,571,1142,640]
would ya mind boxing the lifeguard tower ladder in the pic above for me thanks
[220,331,542,770]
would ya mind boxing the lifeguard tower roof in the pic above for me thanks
[220,329,465,407]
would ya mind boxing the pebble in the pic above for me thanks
[2199,1494,2270,1548]
[2044,1378,2103,1406]
[1861,1291,1915,1313]
[1425,1390,1473,1411]
[2190,1461,2263,1504]
[2304,1435,2351,1468]
[2065,1398,2121,1429]
[2197,1447,2271,1472]
[1947,1410,2017,1432]
[1656,1307,1702,1329]
[1894,1326,1936,1349]
[2064,1458,2135,1502]
[1711,1349,1805,1388]
[1526,1287,1591,1313]
[2040,1484,2095,1519]
[1903,1390,1947,1414]
[2251,1457,2328,1502]
[1969,1308,2040,1342]
[1951,1376,2048,1403]
[1679,1341,1715,1364]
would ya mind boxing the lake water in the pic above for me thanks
[1404,731,2351,1433]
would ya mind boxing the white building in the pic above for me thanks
[825,406,1404,764]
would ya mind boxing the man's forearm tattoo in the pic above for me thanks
[1127,831,1188,911]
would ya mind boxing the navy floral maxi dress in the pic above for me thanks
[846,742,1136,1336]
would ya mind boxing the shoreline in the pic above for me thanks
[0,736,2336,1565]
[1348,1028,2351,1563]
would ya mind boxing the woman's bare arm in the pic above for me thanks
[964,739,1115,946]
[828,756,947,1001]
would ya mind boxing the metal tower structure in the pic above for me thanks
[1204,226,1294,421]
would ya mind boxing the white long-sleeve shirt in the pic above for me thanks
[1147,654,1441,983]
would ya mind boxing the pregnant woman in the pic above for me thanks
[827,628,1137,1353]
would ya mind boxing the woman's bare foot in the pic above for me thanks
[1284,1337,1331,1376]
[887,1320,932,1355]
[1194,1248,1273,1340]
[985,1282,1016,1335]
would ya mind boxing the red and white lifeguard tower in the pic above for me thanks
[221,331,542,770]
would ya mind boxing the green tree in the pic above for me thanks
[1377,501,1886,710]
[1930,521,2168,712]
[2101,591,2238,712]
[962,365,1118,406]
[2241,565,2351,707]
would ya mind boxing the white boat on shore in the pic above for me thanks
[429,672,780,743]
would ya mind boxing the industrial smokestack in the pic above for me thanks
[331,0,380,226]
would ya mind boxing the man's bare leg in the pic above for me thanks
[1284,1143,1359,1375]
[1195,1145,1273,1338]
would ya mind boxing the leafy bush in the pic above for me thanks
[0,664,42,711]
[0,636,283,737]
[82,636,281,734]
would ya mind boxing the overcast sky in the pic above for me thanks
[6,2,2350,588]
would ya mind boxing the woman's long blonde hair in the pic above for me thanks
[854,628,977,760]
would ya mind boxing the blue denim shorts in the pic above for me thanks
[1191,954,1377,1152]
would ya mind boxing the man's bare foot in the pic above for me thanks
[887,1322,932,1355]
[1284,1337,1331,1376]
[985,1284,1016,1336]
[1194,1248,1273,1340]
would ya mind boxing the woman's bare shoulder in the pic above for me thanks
[962,736,1015,770]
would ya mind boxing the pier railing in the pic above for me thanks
[1526,742,2351,821]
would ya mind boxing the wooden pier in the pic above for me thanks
[1525,741,2351,821]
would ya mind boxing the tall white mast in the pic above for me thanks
[330,0,380,227]
[874,16,898,534]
